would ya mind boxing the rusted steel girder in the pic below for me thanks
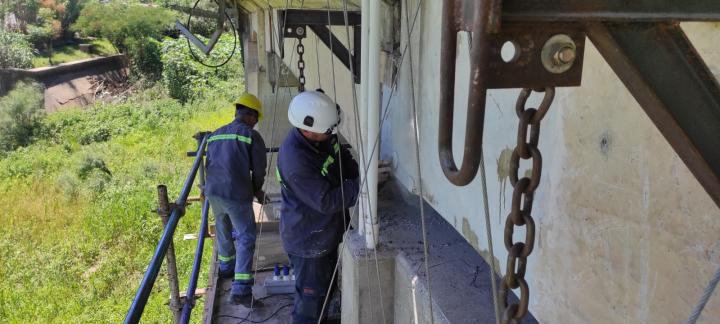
[587,22,720,208]
[502,0,720,22]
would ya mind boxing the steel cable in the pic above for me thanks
[402,0,435,322]
[686,263,720,324]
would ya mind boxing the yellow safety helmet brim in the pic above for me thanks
[234,93,263,121]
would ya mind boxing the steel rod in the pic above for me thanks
[179,198,210,323]
[124,134,209,324]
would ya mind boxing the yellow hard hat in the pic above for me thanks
[234,93,263,121]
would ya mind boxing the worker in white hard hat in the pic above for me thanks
[205,93,267,307]
[276,90,360,323]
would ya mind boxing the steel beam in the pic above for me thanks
[279,9,360,26]
[308,25,359,82]
[278,9,362,83]
[587,22,720,208]
[503,0,720,22]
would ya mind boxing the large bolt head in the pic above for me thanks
[555,46,576,64]
[541,34,577,74]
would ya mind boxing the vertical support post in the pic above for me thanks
[157,185,182,323]
[358,0,370,239]
[364,0,381,249]
[194,131,210,237]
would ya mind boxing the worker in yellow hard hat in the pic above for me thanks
[234,92,263,121]
[204,92,267,307]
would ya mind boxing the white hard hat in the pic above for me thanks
[288,91,339,134]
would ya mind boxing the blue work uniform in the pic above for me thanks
[276,128,359,324]
[205,118,267,297]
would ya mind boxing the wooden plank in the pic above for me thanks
[202,240,220,324]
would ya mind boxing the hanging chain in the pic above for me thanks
[499,87,555,323]
[296,35,306,92]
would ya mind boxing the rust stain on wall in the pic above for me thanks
[496,148,513,223]
[461,217,480,250]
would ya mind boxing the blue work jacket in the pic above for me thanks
[205,118,267,203]
[277,128,360,258]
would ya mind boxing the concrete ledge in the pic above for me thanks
[341,179,538,323]
[0,54,128,96]
[341,230,396,324]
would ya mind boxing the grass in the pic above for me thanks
[31,39,117,68]
[0,85,240,322]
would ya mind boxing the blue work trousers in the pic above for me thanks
[288,250,338,324]
[208,196,256,296]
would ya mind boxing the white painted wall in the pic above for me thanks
[385,0,720,322]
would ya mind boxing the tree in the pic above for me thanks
[0,29,35,69]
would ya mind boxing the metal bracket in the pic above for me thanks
[486,22,585,89]
[439,0,720,209]
[277,9,362,83]
[439,0,586,186]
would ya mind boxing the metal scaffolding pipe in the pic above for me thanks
[358,0,369,239]
[364,0,381,249]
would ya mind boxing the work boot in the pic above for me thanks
[218,261,234,279]
[232,293,263,308]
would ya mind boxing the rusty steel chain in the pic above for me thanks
[499,87,555,323]
[297,37,306,92]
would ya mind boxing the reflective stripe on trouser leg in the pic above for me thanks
[208,196,236,273]
[225,201,257,296]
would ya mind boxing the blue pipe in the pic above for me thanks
[124,135,208,324]
[179,197,210,323]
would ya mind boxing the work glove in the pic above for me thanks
[342,158,359,180]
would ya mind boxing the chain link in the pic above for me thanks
[297,37,306,92]
[500,87,555,323]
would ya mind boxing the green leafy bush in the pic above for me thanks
[38,96,192,147]
[77,155,112,180]
[125,36,163,81]
[72,3,176,52]
[0,81,45,153]
[0,29,35,69]
[161,33,243,103]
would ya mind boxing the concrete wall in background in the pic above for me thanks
[385,0,720,322]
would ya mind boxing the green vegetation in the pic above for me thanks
[72,3,177,52]
[0,29,35,68]
[0,84,243,322]
[0,11,245,318]
[125,36,163,82]
[161,34,242,103]
[31,38,117,68]
[0,81,45,153]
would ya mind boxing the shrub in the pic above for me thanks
[0,29,35,69]
[57,171,80,200]
[125,37,163,82]
[77,155,112,180]
[78,125,111,145]
[161,33,243,103]
[72,3,176,52]
[0,81,45,153]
